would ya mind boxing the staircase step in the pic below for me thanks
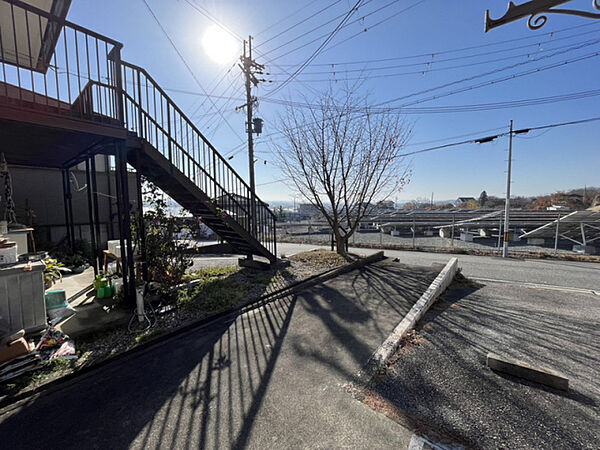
[128,132,275,263]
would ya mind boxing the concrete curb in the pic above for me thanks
[0,251,385,412]
[487,353,569,391]
[359,257,459,380]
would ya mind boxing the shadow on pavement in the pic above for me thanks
[362,281,600,449]
[294,261,439,382]
[0,281,297,449]
[0,259,443,449]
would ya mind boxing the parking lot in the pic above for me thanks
[363,280,600,449]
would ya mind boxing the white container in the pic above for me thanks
[108,240,126,258]
[0,245,17,265]
[6,231,28,256]
[112,277,123,294]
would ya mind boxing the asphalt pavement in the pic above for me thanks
[368,281,600,449]
[196,241,600,291]
[0,260,440,449]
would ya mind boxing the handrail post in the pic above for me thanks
[166,102,172,164]
[213,152,218,199]
[107,45,125,125]
[137,70,144,138]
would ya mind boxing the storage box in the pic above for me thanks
[0,245,17,265]
[0,337,31,364]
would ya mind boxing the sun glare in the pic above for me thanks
[202,25,238,65]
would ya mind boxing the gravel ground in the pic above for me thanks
[279,229,592,258]
[359,280,600,449]
[0,250,347,404]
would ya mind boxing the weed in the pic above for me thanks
[177,277,247,312]
[183,265,238,281]
[135,328,166,345]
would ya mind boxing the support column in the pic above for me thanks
[65,168,76,252]
[85,158,99,276]
[90,155,102,271]
[105,155,115,240]
[136,167,148,281]
[119,145,136,301]
[114,148,125,286]
[114,143,135,303]
[554,213,561,255]
[61,169,73,251]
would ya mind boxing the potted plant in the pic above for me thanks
[43,256,64,289]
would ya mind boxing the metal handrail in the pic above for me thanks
[121,62,274,215]
[119,62,276,256]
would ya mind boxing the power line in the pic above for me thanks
[141,0,245,143]
[256,0,345,49]
[258,115,600,187]
[183,0,243,41]
[316,0,427,57]
[269,37,600,82]
[270,27,600,75]
[259,0,374,58]
[263,0,365,98]
[318,15,600,62]
[160,84,600,116]
[255,0,322,37]
[391,115,600,159]
[222,85,600,155]
[377,45,600,107]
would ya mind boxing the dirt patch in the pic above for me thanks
[386,330,425,366]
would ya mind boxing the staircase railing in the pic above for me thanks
[120,61,276,258]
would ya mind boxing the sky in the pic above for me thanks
[67,0,600,204]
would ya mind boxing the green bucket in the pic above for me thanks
[45,289,68,311]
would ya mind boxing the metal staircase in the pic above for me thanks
[120,62,277,262]
[0,0,277,264]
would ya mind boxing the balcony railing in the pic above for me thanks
[0,0,122,124]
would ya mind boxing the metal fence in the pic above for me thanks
[277,210,599,257]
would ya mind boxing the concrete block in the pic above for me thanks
[390,230,400,237]
[573,245,596,255]
[487,353,568,391]
[439,228,451,238]
[424,229,434,236]
[527,238,545,246]
[460,232,473,242]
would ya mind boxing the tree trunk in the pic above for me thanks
[335,232,348,258]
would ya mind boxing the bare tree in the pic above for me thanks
[273,88,412,256]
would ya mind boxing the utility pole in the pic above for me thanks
[238,36,266,246]
[502,120,513,258]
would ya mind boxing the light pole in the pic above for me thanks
[503,120,513,258]
[238,36,266,249]
[502,121,529,258]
